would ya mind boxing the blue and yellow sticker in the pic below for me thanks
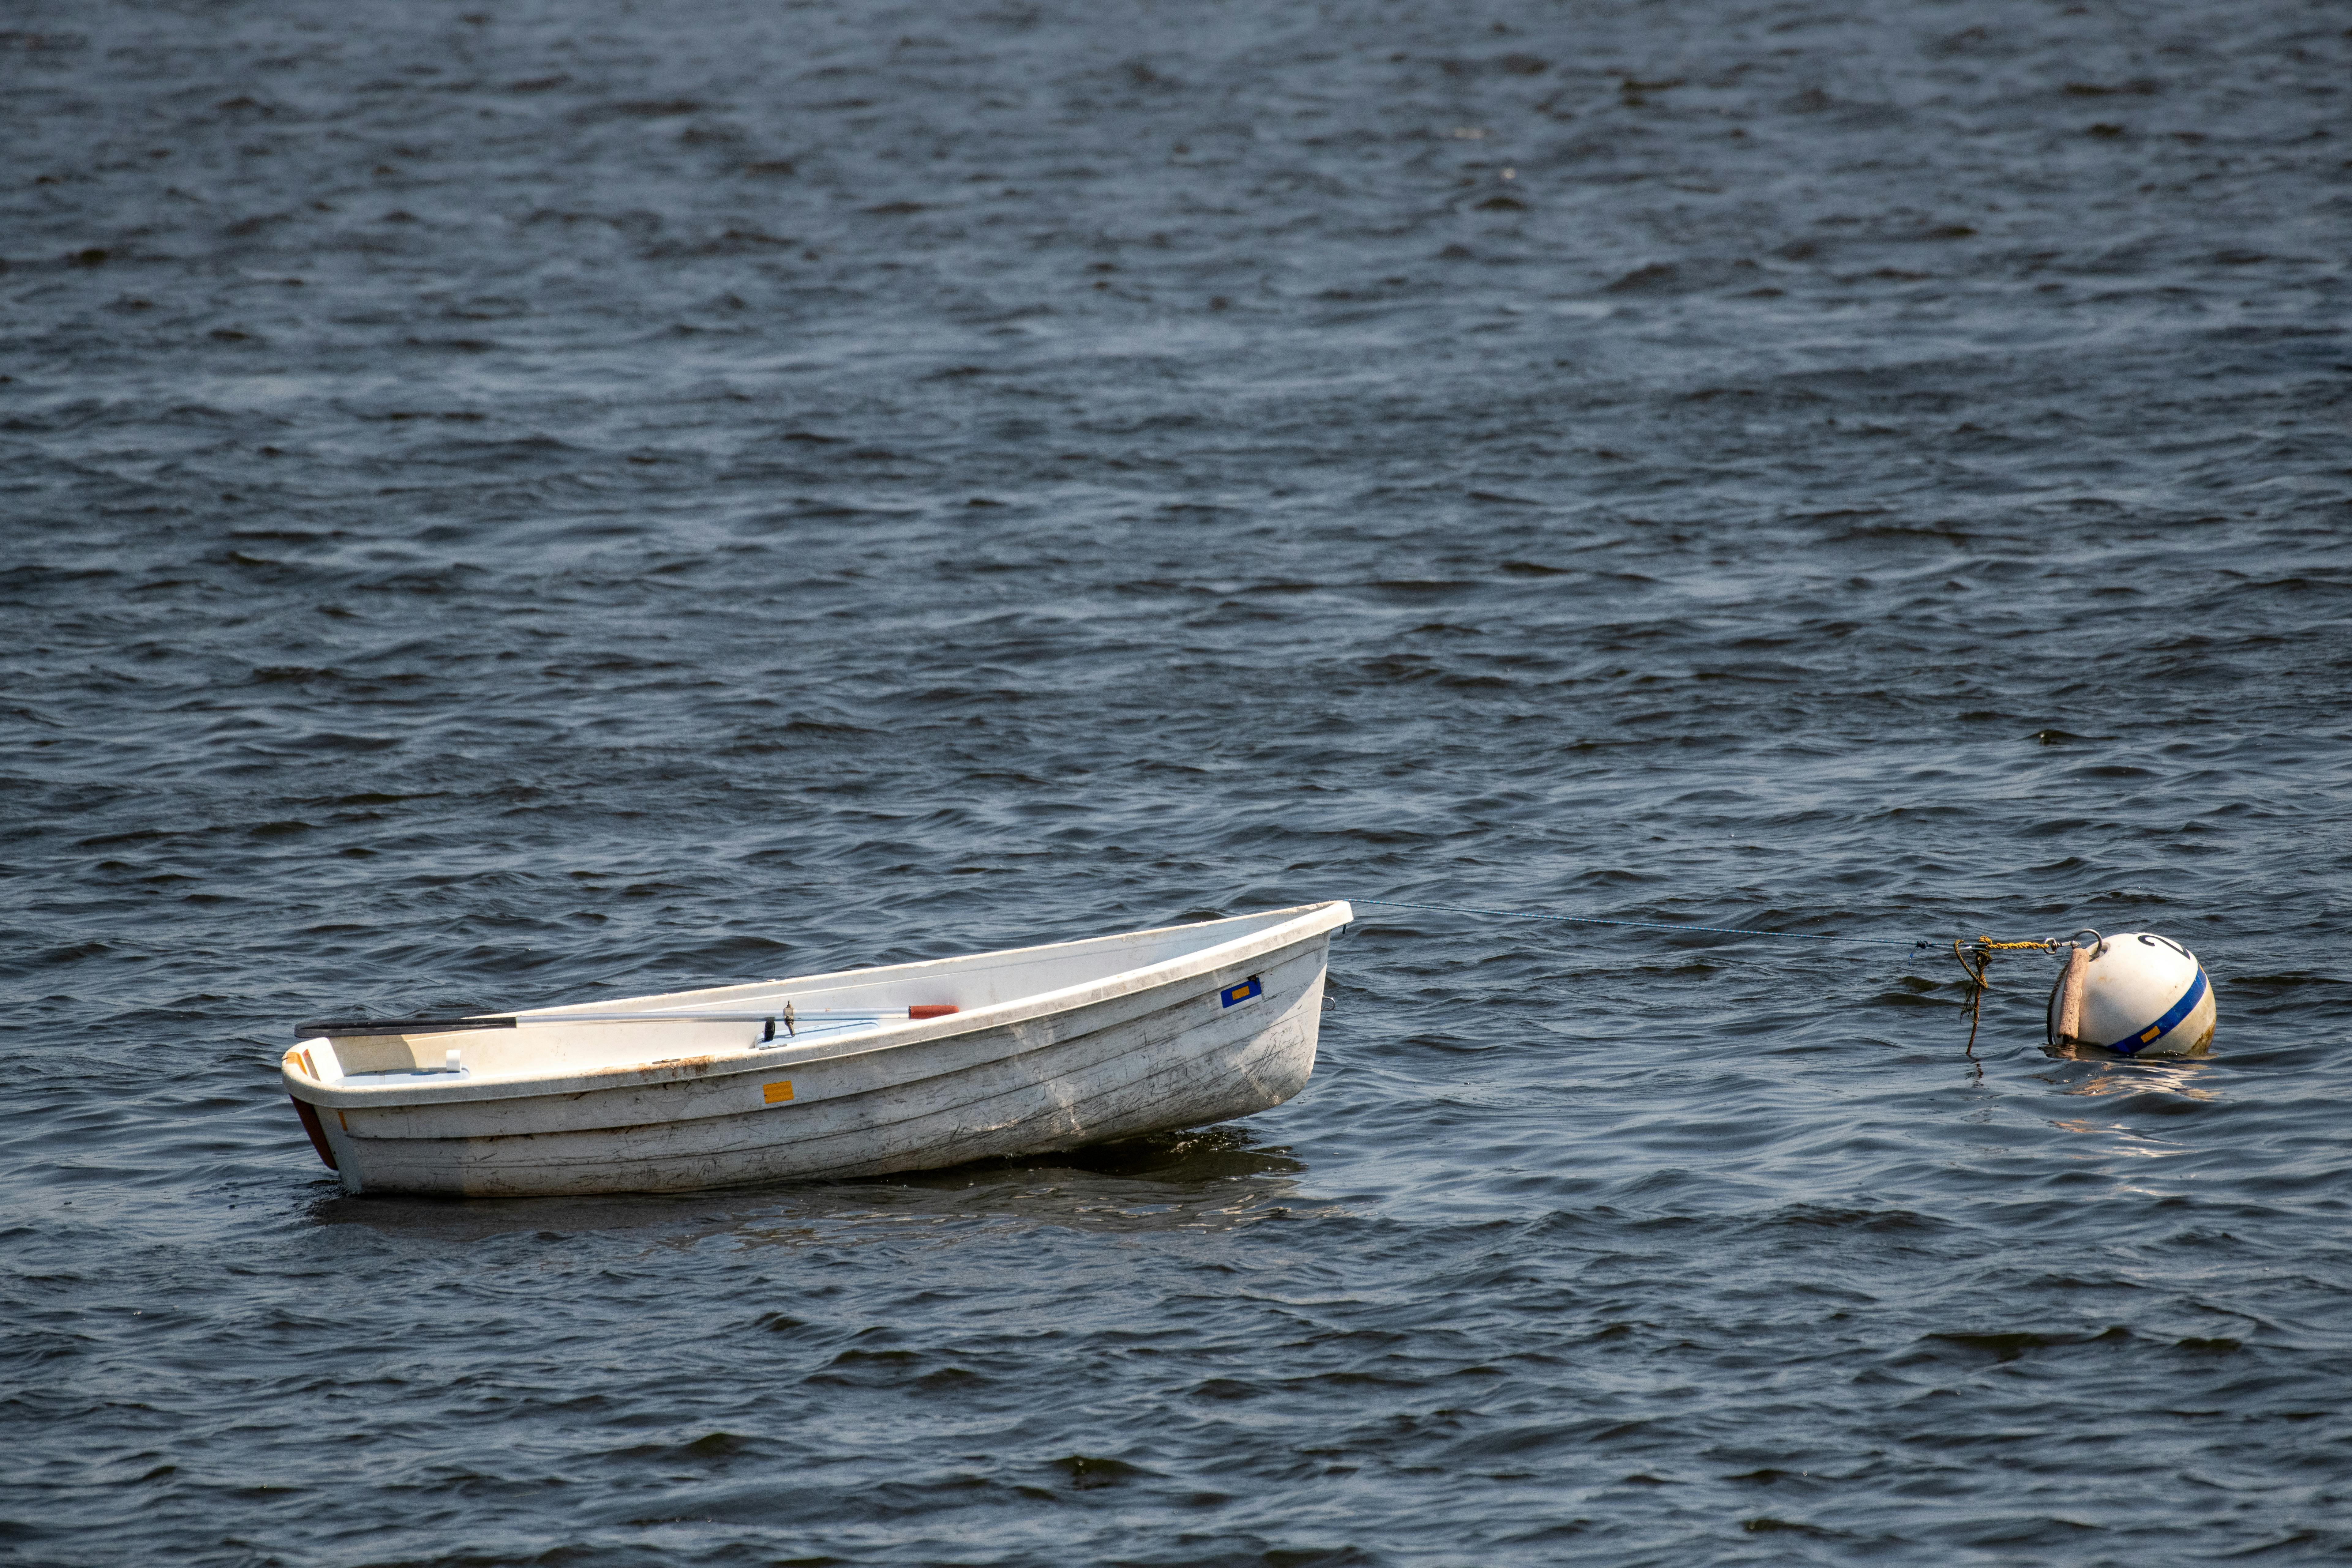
[2106,966,2209,1056]
[1220,977,1262,1008]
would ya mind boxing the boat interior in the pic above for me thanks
[292,904,1333,1090]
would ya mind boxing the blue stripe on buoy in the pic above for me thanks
[2104,966,2208,1056]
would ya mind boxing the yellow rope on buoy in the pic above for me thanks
[1952,929,2103,988]
[1952,933,2081,1051]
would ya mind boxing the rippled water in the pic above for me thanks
[6,0,2351,1560]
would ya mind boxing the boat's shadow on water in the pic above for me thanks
[303,1125,1312,1242]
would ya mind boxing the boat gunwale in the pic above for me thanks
[283,900,1350,1110]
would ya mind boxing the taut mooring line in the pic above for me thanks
[1350,897,1933,950]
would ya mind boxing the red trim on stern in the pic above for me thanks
[289,1096,339,1171]
[908,1004,959,1020]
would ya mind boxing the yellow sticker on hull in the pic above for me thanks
[763,1081,795,1105]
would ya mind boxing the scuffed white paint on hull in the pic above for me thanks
[290,905,1344,1197]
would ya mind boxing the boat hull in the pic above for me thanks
[301,929,1332,1198]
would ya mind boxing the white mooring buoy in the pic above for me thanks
[2047,932,2216,1057]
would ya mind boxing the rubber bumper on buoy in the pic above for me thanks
[2047,932,2216,1057]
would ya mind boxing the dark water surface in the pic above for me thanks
[6,0,2351,1561]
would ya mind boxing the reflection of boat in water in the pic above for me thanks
[306,1123,1317,1244]
[281,901,1349,1198]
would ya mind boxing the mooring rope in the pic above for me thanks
[1349,897,2114,994]
[1350,897,1933,949]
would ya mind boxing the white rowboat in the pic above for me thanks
[281,901,1351,1197]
